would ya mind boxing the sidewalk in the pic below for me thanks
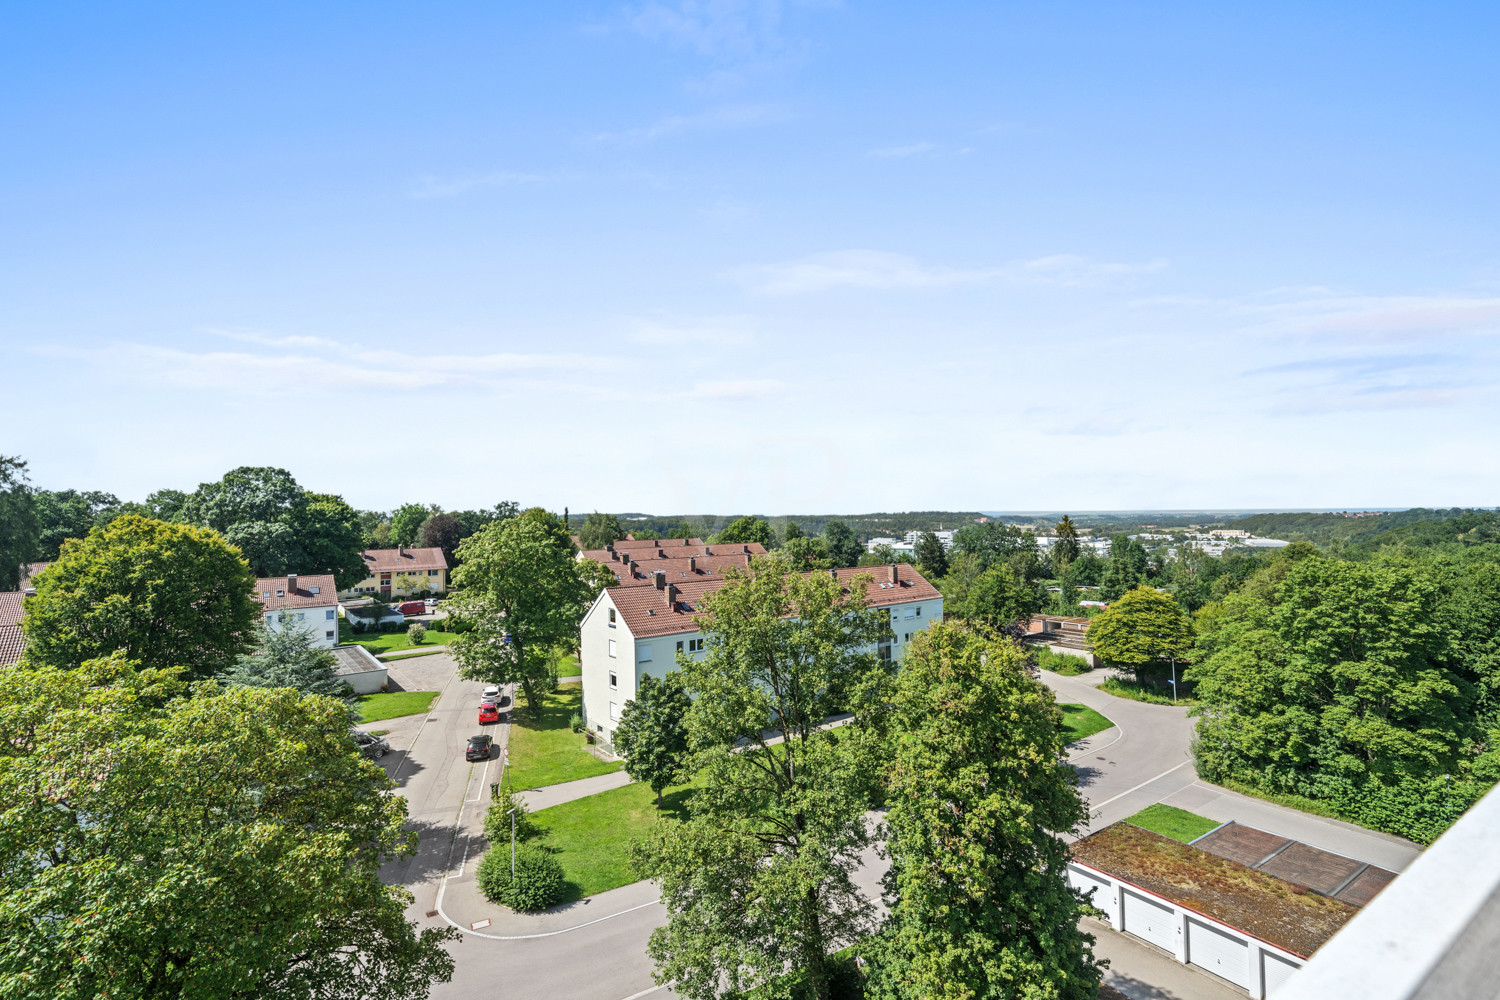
[519,770,633,811]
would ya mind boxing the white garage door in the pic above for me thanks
[1067,867,1111,919]
[1262,950,1300,997]
[1121,889,1176,952]
[1187,917,1250,989]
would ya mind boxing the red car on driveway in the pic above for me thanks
[478,702,500,724]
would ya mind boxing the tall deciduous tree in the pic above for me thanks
[1100,535,1150,600]
[613,672,691,808]
[714,515,775,549]
[950,563,1041,632]
[32,488,123,561]
[389,503,434,548]
[578,511,627,550]
[22,515,259,679]
[0,455,38,591]
[823,519,862,568]
[1086,585,1193,680]
[448,517,598,709]
[870,622,1101,1000]
[950,522,1037,570]
[631,558,891,1000]
[0,657,456,1000]
[300,492,370,590]
[420,512,467,566]
[913,530,949,579]
[220,616,355,703]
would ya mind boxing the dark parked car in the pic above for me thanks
[465,734,493,761]
[353,731,389,759]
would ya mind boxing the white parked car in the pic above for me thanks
[482,685,500,701]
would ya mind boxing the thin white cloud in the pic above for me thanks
[409,171,558,199]
[732,250,1167,295]
[867,142,935,159]
[628,0,787,59]
[589,103,788,144]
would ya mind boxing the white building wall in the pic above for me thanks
[264,604,340,649]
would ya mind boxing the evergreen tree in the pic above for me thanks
[220,617,355,703]
[913,530,949,579]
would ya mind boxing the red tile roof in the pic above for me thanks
[601,553,758,585]
[0,626,22,667]
[0,592,23,629]
[581,542,768,563]
[252,574,338,611]
[607,563,941,638]
[359,547,448,574]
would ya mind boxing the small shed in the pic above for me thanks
[331,644,388,695]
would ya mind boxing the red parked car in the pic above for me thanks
[398,600,427,615]
[478,702,500,724]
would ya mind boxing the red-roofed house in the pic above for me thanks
[579,563,943,749]
[252,573,339,649]
[341,546,449,599]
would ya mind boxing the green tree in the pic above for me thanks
[389,503,433,548]
[448,517,598,709]
[1053,514,1081,569]
[950,522,1037,570]
[823,518,862,567]
[871,622,1101,1000]
[420,512,467,566]
[1100,535,1150,600]
[913,530,949,579]
[220,616,355,703]
[613,673,692,808]
[32,488,123,560]
[783,520,804,543]
[300,492,369,590]
[145,487,190,521]
[631,558,891,1000]
[578,511,627,550]
[516,506,576,554]
[783,534,832,570]
[1087,585,1193,681]
[955,563,1042,631]
[0,657,457,999]
[714,515,776,549]
[22,515,259,679]
[0,455,38,590]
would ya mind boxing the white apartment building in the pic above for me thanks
[579,564,943,749]
[252,573,340,649]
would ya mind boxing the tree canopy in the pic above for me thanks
[220,617,355,703]
[577,511,628,550]
[613,672,692,808]
[0,455,38,590]
[389,503,433,548]
[0,657,456,999]
[872,622,1100,1000]
[632,558,891,1000]
[714,515,776,549]
[912,530,948,579]
[22,515,259,679]
[1086,586,1193,677]
[822,519,863,568]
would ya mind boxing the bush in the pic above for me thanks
[569,711,583,733]
[476,843,565,911]
[407,623,427,645]
[483,791,540,843]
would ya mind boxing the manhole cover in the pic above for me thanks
[429,718,439,722]
[425,910,438,918]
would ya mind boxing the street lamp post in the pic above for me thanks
[507,807,516,877]
[1169,655,1178,705]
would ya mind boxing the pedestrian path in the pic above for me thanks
[518,770,635,811]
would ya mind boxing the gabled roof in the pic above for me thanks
[606,563,941,639]
[252,574,338,611]
[581,541,768,563]
[602,552,756,585]
[359,547,448,574]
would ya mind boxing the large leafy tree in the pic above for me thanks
[631,558,891,1000]
[952,563,1042,632]
[220,616,355,703]
[32,488,123,561]
[0,657,456,1000]
[714,515,775,549]
[870,622,1101,1000]
[783,534,832,570]
[613,672,692,808]
[22,515,259,679]
[577,511,627,550]
[913,530,949,579]
[822,519,862,568]
[950,522,1037,570]
[1087,585,1193,680]
[448,516,598,709]
[1100,535,1150,600]
[0,456,38,590]
[419,512,467,566]
[179,468,365,585]
[389,503,433,548]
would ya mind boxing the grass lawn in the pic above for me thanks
[528,779,694,902]
[1125,803,1221,843]
[340,628,463,654]
[1058,703,1114,743]
[551,646,580,677]
[356,690,439,723]
[1034,647,1093,676]
[1099,677,1195,706]
[506,682,624,792]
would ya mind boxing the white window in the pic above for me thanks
[609,670,618,688]
[326,609,336,620]
[688,638,705,653]
[298,612,306,621]
[310,585,320,594]
[608,608,617,627]
[903,606,916,619]
[637,644,653,662]
[915,606,922,616]
[276,589,285,597]
[608,639,617,658]
[609,701,620,721]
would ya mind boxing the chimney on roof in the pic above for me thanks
[288,573,298,593]
[704,545,712,556]
[742,544,750,554]
[657,548,665,558]
[665,583,678,607]
[689,556,697,572]
[654,571,666,590]
[605,543,614,555]
[682,538,689,545]
[398,545,405,557]
[889,564,898,584]
[628,559,638,578]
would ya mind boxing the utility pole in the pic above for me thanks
[508,807,517,877]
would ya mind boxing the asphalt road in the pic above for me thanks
[380,659,1241,999]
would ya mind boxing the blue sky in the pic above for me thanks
[4,2,1497,514]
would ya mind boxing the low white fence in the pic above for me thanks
[1068,860,1304,998]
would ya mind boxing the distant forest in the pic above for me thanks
[609,511,987,542]
[1226,508,1497,546]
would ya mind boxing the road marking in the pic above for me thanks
[466,756,492,804]
[1067,713,1124,763]
[1089,760,1193,814]
[616,986,667,1000]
